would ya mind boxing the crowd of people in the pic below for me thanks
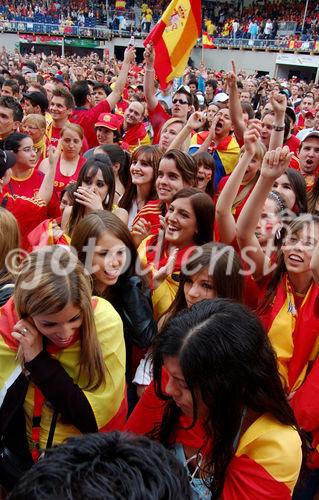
[0,40,319,499]
[0,0,318,41]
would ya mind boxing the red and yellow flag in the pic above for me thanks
[202,31,215,49]
[144,0,201,89]
[115,0,126,9]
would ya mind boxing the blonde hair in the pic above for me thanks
[0,208,20,285]
[14,247,105,390]
[240,140,266,163]
[22,113,46,131]
[61,122,84,141]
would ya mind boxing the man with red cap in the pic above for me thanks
[84,113,125,158]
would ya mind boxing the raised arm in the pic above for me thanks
[106,46,136,110]
[143,43,159,112]
[216,127,259,244]
[167,112,204,151]
[268,92,287,151]
[36,143,61,204]
[197,114,218,153]
[237,146,293,278]
[226,61,246,146]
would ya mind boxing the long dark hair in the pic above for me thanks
[282,168,308,214]
[67,155,115,237]
[97,144,130,188]
[118,145,161,211]
[151,299,303,497]
[161,242,244,327]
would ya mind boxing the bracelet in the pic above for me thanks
[273,125,285,131]
[145,68,155,72]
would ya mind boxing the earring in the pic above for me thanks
[275,228,282,240]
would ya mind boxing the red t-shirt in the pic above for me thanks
[70,100,111,149]
[284,135,301,156]
[3,169,61,219]
[54,156,87,192]
[50,125,62,148]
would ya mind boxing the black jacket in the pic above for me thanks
[110,275,157,383]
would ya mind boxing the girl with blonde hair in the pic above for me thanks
[39,123,87,194]
[0,246,126,492]
[22,114,48,167]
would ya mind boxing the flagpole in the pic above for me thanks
[202,32,204,65]
[301,0,309,33]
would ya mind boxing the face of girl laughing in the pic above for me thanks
[32,303,82,348]
[282,222,319,275]
[91,231,127,293]
[130,154,154,188]
[156,158,187,204]
[197,162,213,191]
[165,197,198,248]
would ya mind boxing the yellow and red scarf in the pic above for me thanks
[264,275,319,393]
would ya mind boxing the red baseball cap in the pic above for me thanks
[94,113,122,130]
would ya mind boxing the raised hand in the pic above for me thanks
[209,113,219,139]
[124,45,136,65]
[270,91,287,117]
[131,218,152,248]
[225,60,237,90]
[48,141,62,169]
[153,246,178,288]
[243,126,261,156]
[260,146,293,180]
[186,111,206,130]
[144,43,155,67]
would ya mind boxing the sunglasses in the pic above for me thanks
[172,98,189,105]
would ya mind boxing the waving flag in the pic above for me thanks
[144,0,201,89]
[115,0,126,9]
[202,31,215,49]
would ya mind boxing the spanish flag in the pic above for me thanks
[202,31,215,49]
[144,0,201,89]
[115,0,126,9]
